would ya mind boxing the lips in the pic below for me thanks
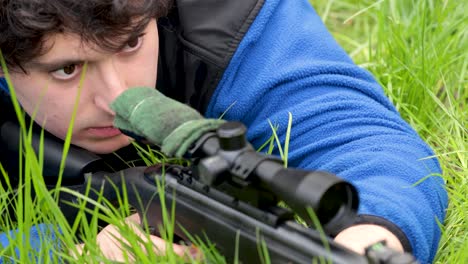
[86,126,122,138]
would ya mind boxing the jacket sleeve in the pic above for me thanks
[0,78,9,95]
[205,0,447,263]
[0,224,61,262]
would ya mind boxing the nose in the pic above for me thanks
[93,58,127,116]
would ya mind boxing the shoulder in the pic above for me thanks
[157,0,265,112]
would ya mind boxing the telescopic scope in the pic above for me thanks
[191,121,359,235]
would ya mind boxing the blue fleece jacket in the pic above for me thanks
[0,78,8,94]
[0,224,60,263]
[205,0,447,263]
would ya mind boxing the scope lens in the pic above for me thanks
[317,183,358,225]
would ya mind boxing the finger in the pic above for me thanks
[124,213,201,258]
[104,213,203,261]
[147,234,202,261]
[125,213,141,224]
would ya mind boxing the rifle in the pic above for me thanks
[1,120,418,264]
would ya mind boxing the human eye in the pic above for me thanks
[120,34,145,53]
[50,63,83,81]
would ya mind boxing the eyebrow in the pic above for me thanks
[27,59,86,72]
[27,26,148,72]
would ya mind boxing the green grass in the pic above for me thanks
[312,0,467,263]
[1,0,467,263]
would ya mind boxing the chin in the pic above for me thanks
[78,137,132,154]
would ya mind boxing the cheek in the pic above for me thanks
[125,41,159,87]
[11,76,41,114]
[40,114,69,140]
[10,76,78,140]
[26,97,72,140]
[127,57,158,88]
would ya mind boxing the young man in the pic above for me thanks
[0,0,447,263]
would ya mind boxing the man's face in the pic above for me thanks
[6,19,159,154]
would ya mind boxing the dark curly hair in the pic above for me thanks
[0,0,173,71]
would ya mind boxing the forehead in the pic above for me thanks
[31,33,112,65]
[23,19,156,71]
